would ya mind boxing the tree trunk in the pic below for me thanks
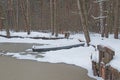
[20,0,31,35]
[77,0,90,46]
[54,0,58,37]
[104,1,109,38]
[50,0,57,36]
[15,0,19,32]
[6,0,13,38]
[109,1,114,34]
[0,4,3,30]
[99,1,105,37]
[105,0,113,38]
[26,0,30,35]
[114,0,119,39]
[50,0,54,35]
[40,0,43,30]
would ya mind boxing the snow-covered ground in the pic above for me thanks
[0,31,120,80]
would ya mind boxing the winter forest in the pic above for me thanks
[0,0,119,39]
[0,0,120,80]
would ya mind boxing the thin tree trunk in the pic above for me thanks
[20,0,30,35]
[114,0,119,39]
[50,0,54,35]
[99,1,104,37]
[0,4,3,30]
[54,0,58,37]
[20,0,26,31]
[26,0,30,35]
[6,0,13,38]
[15,0,19,32]
[110,0,114,34]
[77,0,90,46]
[103,2,108,38]
[12,0,17,32]
[40,0,43,30]
[105,0,113,38]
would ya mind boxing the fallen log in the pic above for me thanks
[32,43,85,52]
[0,34,64,40]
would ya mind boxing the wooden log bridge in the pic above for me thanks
[32,43,85,52]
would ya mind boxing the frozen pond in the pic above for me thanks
[0,43,96,80]
[0,43,41,52]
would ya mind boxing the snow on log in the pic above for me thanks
[32,43,85,52]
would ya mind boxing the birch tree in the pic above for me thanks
[99,0,104,37]
[93,0,107,37]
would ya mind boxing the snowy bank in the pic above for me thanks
[0,31,120,80]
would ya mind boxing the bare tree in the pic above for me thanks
[0,3,3,30]
[26,0,31,35]
[39,0,43,30]
[54,0,58,37]
[114,0,119,39]
[92,0,108,38]
[105,0,113,38]
[77,0,90,46]
[50,0,54,35]
[20,0,31,35]
[50,0,58,37]
[15,0,19,32]
[6,0,13,38]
